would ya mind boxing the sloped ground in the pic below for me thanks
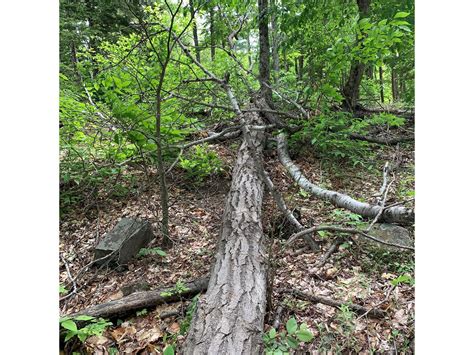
[60,137,414,354]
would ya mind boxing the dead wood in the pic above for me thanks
[277,132,414,225]
[287,289,385,319]
[349,133,414,145]
[182,111,268,354]
[67,276,209,319]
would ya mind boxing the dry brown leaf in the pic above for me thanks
[169,322,181,334]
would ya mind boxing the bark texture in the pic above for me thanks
[341,0,371,110]
[277,133,414,225]
[182,112,267,354]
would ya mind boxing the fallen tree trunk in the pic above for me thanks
[182,111,267,354]
[277,133,414,225]
[349,132,414,145]
[67,276,209,319]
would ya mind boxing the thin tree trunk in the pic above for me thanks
[247,34,252,67]
[189,0,200,63]
[391,66,399,101]
[182,112,267,354]
[298,55,304,81]
[258,0,272,104]
[379,65,384,103]
[210,6,215,61]
[155,91,170,247]
[270,0,280,82]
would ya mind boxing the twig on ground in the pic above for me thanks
[272,305,284,329]
[285,288,385,319]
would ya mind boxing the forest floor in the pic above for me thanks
[59,130,415,354]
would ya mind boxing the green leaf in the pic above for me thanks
[269,328,277,339]
[61,319,78,332]
[286,335,299,348]
[163,345,175,355]
[64,331,76,342]
[74,315,95,321]
[394,11,410,18]
[286,317,298,335]
[296,328,314,342]
[78,332,88,342]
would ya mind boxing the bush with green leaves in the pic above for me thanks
[263,317,314,354]
[179,144,223,183]
[60,315,112,343]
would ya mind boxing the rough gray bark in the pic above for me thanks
[277,133,414,225]
[68,276,209,319]
[341,0,371,110]
[182,111,267,355]
[270,0,280,81]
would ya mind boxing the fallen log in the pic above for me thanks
[182,111,268,354]
[349,132,414,145]
[354,107,414,120]
[67,276,209,319]
[277,133,414,225]
[287,289,385,319]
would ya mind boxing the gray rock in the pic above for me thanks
[94,218,154,266]
[362,223,413,252]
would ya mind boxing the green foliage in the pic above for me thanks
[263,317,314,354]
[136,309,148,317]
[60,315,112,343]
[391,274,415,286]
[59,284,68,295]
[179,144,223,183]
[180,295,200,335]
[163,345,175,355]
[290,111,371,167]
[137,247,167,258]
[331,209,366,228]
[361,249,414,275]
[160,280,190,298]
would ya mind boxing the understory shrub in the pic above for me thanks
[179,144,223,183]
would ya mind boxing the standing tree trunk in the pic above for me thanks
[341,0,371,110]
[258,0,272,104]
[297,55,304,81]
[379,65,384,103]
[391,66,399,102]
[156,76,171,248]
[189,0,200,63]
[210,6,215,61]
[270,0,280,82]
[182,111,267,354]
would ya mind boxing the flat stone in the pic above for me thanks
[362,223,413,252]
[94,218,154,266]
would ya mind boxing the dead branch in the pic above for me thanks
[349,133,414,145]
[67,276,209,319]
[287,225,414,251]
[277,132,414,225]
[286,289,385,319]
